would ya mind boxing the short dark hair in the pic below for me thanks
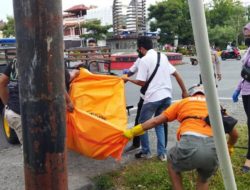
[137,36,153,50]
[88,39,96,44]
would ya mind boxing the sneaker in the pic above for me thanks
[241,165,250,173]
[135,151,152,159]
[124,145,140,153]
[158,154,167,162]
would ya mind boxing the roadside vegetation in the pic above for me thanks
[93,125,250,190]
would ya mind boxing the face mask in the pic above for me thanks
[245,38,250,47]
[137,49,144,58]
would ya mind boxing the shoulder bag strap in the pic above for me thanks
[140,52,161,95]
[181,116,203,122]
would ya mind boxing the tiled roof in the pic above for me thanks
[64,4,89,12]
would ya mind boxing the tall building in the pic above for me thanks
[113,0,146,36]
[108,0,158,53]
[126,0,146,33]
[113,0,130,36]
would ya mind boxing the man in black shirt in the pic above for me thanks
[0,59,23,144]
[0,59,77,145]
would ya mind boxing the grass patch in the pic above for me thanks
[93,125,250,190]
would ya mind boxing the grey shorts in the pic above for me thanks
[167,135,218,181]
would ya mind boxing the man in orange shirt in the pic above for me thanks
[124,84,237,190]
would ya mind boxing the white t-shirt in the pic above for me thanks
[227,45,233,52]
[129,58,140,74]
[136,49,176,103]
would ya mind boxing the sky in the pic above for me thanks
[0,0,160,21]
[1,0,250,22]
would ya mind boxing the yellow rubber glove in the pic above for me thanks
[228,144,234,156]
[124,124,145,140]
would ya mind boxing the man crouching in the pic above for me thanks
[124,84,218,190]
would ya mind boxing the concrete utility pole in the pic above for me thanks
[13,0,68,189]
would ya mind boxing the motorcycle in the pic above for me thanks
[221,48,241,60]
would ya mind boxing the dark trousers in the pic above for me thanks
[132,98,168,148]
[242,95,250,159]
[132,98,144,147]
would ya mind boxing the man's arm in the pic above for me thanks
[214,53,222,81]
[65,90,74,112]
[124,113,168,139]
[0,74,10,105]
[142,113,167,130]
[172,71,188,98]
[122,76,146,87]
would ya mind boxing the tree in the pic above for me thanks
[80,20,112,41]
[226,3,246,46]
[2,16,15,37]
[148,0,193,45]
[206,0,247,48]
[208,25,235,48]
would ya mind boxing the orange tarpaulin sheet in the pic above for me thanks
[66,69,129,160]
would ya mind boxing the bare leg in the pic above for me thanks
[167,161,183,190]
[227,128,239,156]
[227,128,238,146]
[244,159,250,167]
[196,175,209,190]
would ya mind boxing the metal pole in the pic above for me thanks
[13,0,68,189]
[187,0,237,190]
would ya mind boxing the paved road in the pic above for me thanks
[125,56,242,106]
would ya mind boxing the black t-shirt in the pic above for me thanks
[4,61,70,114]
[4,60,20,114]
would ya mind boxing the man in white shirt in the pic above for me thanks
[226,42,233,52]
[123,36,188,161]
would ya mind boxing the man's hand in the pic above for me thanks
[66,101,74,112]
[124,124,145,140]
[65,91,74,112]
[217,74,222,81]
[70,69,80,81]
[122,69,130,74]
[121,75,130,83]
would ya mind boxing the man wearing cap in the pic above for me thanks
[125,84,239,189]
[124,85,218,190]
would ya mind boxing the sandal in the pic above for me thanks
[241,165,250,173]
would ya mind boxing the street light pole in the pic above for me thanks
[187,0,237,189]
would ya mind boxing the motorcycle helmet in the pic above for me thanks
[188,84,205,96]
